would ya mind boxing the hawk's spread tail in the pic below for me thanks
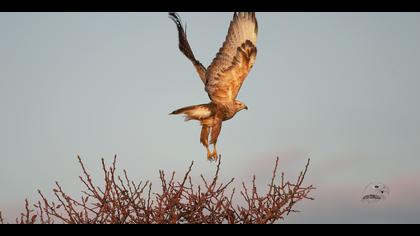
[170,103,216,121]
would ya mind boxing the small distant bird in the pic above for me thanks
[169,12,258,161]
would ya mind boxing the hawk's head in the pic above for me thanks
[234,100,248,112]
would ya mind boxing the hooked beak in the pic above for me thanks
[244,106,248,110]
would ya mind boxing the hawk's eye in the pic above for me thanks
[374,185,379,188]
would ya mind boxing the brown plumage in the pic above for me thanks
[168,13,207,84]
[169,12,258,161]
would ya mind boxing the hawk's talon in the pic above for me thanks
[206,148,214,161]
[211,151,219,162]
[206,149,218,162]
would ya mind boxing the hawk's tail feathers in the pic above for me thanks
[169,104,215,121]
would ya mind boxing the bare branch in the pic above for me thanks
[1,156,313,224]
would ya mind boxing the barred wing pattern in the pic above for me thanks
[205,12,258,105]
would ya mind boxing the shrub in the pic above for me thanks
[1,156,314,224]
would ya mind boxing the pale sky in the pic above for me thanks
[1,12,420,223]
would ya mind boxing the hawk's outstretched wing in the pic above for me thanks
[205,12,258,105]
[169,12,207,84]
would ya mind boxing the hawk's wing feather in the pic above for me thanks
[169,12,207,84]
[205,12,258,104]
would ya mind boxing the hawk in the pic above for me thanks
[169,12,258,161]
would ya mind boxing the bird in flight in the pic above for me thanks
[169,12,258,161]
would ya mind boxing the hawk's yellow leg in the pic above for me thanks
[210,144,218,161]
[206,146,213,161]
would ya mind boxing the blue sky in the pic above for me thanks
[1,12,420,223]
